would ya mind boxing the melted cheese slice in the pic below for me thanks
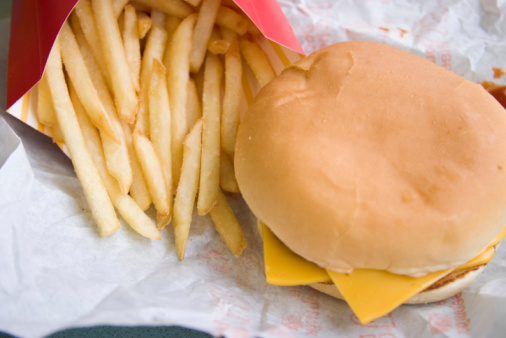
[262,222,506,325]
[263,223,330,285]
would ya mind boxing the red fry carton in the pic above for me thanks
[6,0,304,132]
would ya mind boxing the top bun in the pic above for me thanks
[234,41,506,276]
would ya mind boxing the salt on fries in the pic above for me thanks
[36,0,276,258]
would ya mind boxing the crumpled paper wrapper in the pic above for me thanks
[2,1,506,337]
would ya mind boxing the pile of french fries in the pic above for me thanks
[36,0,276,260]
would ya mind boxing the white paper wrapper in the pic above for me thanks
[2,1,506,337]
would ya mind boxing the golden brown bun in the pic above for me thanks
[235,41,506,276]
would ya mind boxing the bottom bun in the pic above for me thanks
[309,266,484,305]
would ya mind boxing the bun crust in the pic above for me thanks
[235,41,506,276]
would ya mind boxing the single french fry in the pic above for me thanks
[72,0,111,90]
[92,0,138,124]
[197,52,223,215]
[186,78,202,130]
[174,119,203,260]
[51,122,64,144]
[189,0,221,73]
[167,14,197,187]
[246,18,263,36]
[207,26,230,54]
[131,0,193,18]
[220,151,239,193]
[133,132,170,216]
[151,9,167,27]
[183,0,202,6]
[135,25,168,136]
[239,38,275,87]
[209,190,247,256]
[37,72,57,126]
[113,0,130,18]
[45,38,120,237]
[149,59,173,229]
[215,5,248,35]
[120,121,152,210]
[136,11,152,39]
[59,22,119,142]
[122,5,141,92]
[71,85,160,240]
[71,17,133,195]
[165,15,182,42]
[220,27,242,155]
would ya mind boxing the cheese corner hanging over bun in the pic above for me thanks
[235,41,506,277]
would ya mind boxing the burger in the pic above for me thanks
[234,41,506,324]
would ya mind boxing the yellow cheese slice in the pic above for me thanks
[326,268,452,324]
[262,221,506,325]
[262,223,330,285]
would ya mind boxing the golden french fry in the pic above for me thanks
[37,72,57,126]
[151,9,167,27]
[239,38,275,87]
[165,15,182,42]
[92,0,138,123]
[197,52,223,215]
[122,5,141,92]
[120,121,152,210]
[131,0,193,18]
[207,26,230,54]
[71,17,133,195]
[136,11,152,39]
[59,22,119,142]
[208,40,230,55]
[51,123,64,144]
[149,59,173,229]
[189,0,221,73]
[174,119,203,260]
[246,18,263,36]
[183,0,202,6]
[71,85,160,240]
[209,190,247,256]
[113,0,130,18]
[135,25,168,136]
[72,0,111,89]
[167,14,197,187]
[215,5,248,35]
[220,28,242,155]
[220,151,239,193]
[133,132,170,216]
[45,38,120,237]
[186,78,202,131]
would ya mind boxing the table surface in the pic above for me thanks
[0,2,211,337]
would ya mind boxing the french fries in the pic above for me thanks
[220,27,242,155]
[36,0,281,258]
[197,52,223,216]
[167,14,197,187]
[239,38,276,87]
[189,0,222,73]
[149,59,173,228]
[133,132,171,216]
[71,85,160,240]
[59,21,118,142]
[37,72,57,126]
[122,5,141,92]
[173,119,203,260]
[135,24,168,136]
[209,191,247,256]
[45,37,120,237]
[92,0,138,123]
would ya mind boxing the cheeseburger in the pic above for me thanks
[234,41,506,324]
